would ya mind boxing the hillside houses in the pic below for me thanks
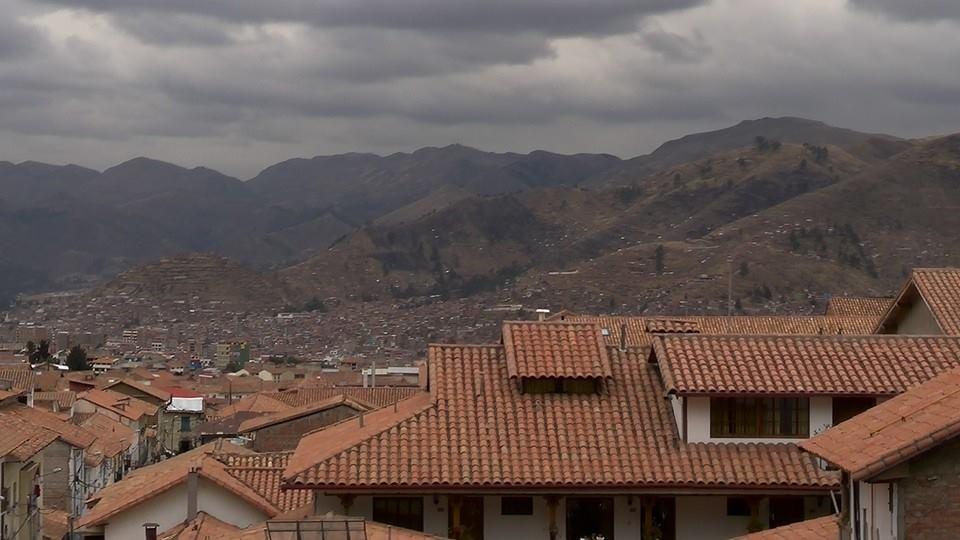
[2,267,960,540]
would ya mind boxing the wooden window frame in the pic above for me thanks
[710,397,810,438]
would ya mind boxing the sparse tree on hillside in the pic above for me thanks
[29,339,52,365]
[738,261,749,277]
[66,345,90,371]
[655,244,666,274]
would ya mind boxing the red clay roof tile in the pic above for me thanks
[734,514,839,539]
[824,297,892,317]
[502,321,612,379]
[651,335,960,396]
[267,386,421,409]
[238,395,371,434]
[801,366,960,480]
[285,344,836,491]
[562,315,879,348]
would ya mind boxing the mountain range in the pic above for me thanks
[3,116,957,312]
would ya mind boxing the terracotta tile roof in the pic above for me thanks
[197,411,264,437]
[284,345,836,491]
[734,515,839,539]
[562,315,879,348]
[824,297,892,317]
[238,395,371,434]
[213,452,312,512]
[0,431,31,459]
[79,388,159,421]
[211,393,291,420]
[0,405,96,449]
[906,268,960,334]
[0,367,37,391]
[158,512,241,540]
[105,378,172,402]
[78,441,281,528]
[645,318,700,334]
[0,405,58,460]
[802,366,960,480]
[268,386,422,409]
[81,413,136,463]
[42,509,71,540]
[34,390,76,410]
[0,388,22,401]
[502,321,612,379]
[651,335,960,396]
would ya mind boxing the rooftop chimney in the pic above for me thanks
[536,308,550,321]
[187,464,199,521]
[143,523,159,540]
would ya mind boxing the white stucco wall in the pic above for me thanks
[676,496,755,540]
[669,395,684,437]
[314,493,824,540]
[686,396,833,443]
[856,481,897,540]
[100,478,268,540]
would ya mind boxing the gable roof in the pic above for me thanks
[104,378,172,403]
[78,441,281,528]
[284,344,836,491]
[0,367,37,392]
[825,296,892,317]
[876,268,960,334]
[267,386,421,409]
[212,393,291,420]
[651,335,960,396]
[560,314,879,348]
[734,515,839,539]
[238,395,371,434]
[212,452,312,512]
[81,413,136,463]
[0,405,58,460]
[158,512,242,540]
[34,390,76,410]
[502,321,612,379]
[802,366,960,481]
[0,405,95,449]
[79,388,159,421]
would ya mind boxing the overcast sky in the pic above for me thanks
[2,0,959,178]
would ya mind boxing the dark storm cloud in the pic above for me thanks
[32,0,705,35]
[849,0,960,22]
[638,23,711,63]
[3,0,960,178]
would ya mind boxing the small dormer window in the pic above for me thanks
[503,321,613,395]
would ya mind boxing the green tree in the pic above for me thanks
[304,296,327,312]
[30,339,52,365]
[738,261,749,277]
[66,345,91,371]
[654,244,665,274]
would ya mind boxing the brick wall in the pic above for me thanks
[252,405,360,451]
[41,441,71,511]
[900,438,960,539]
